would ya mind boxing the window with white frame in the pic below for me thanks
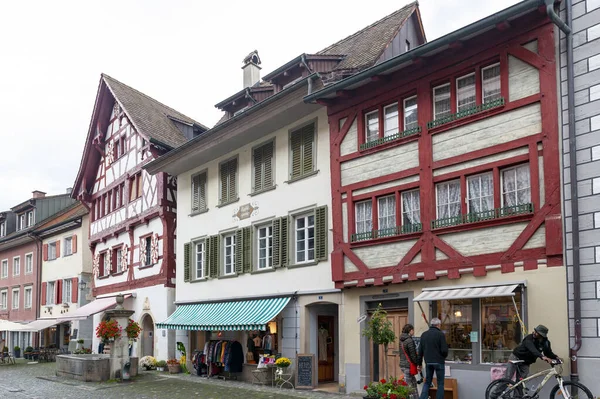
[378,196,396,230]
[365,111,379,142]
[482,63,501,103]
[223,234,236,275]
[403,96,418,131]
[115,247,123,273]
[1,290,7,309]
[103,252,110,276]
[0,222,5,237]
[63,279,72,303]
[456,73,476,112]
[1,259,7,279]
[383,103,399,137]
[402,190,421,226]
[25,253,33,274]
[27,211,34,227]
[502,164,531,207]
[467,173,494,213]
[12,288,19,309]
[195,241,205,279]
[47,281,55,305]
[64,236,73,256]
[24,287,32,308]
[355,201,373,236]
[191,171,208,213]
[13,257,20,276]
[19,214,25,230]
[295,214,315,264]
[433,84,451,120]
[48,241,57,260]
[436,180,461,219]
[257,225,273,270]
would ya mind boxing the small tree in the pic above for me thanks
[362,303,396,381]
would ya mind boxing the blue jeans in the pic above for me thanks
[419,363,445,399]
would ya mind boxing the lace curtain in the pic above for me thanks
[384,105,399,137]
[468,173,494,213]
[356,201,373,233]
[402,190,421,225]
[366,112,379,142]
[437,181,461,219]
[378,196,396,229]
[434,85,451,120]
[503,165,531,207]
[404,97,418,130]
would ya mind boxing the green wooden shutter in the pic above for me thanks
[301,124,315,174]
[272,218,282,268]
[202,241,208,279]
[191,175,200,212]
[290,132,302,179]
[263,141,274,188]
[208,235,220,278]
[198,172,207,211]
[229,158,238,201]
[242,227,252,273]
[281,216,289,267]
[315,206,328,261]
[235,229,243,274]
[253,146,263,192]
[220,163,228,204]
[183,243,191,282]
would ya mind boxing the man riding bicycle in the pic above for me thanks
[503,325,559,381]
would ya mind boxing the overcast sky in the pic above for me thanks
[0,0,519,211]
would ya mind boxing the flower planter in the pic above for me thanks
[156,367,164,372]
[168,364,181,374]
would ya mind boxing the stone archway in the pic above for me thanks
[140,314,155,357]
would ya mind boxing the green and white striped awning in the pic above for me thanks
[157,297,291,331]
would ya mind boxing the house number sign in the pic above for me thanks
[232,201,259,222]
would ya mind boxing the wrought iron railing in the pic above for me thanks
[427,97,505,129]
[431,203,533,229]
[360,126,421,151]
[351,223,423,242]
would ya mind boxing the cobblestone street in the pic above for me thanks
[0,360,358,399]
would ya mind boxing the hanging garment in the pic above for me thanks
[228,341,244,373]
[263,334,273,350]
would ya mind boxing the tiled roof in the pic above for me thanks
[102,74,208,149]
[318,2,417,72]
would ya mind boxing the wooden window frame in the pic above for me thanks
[0,259,7,279]
[0,289,7,309]
[383,103,399,138]
[139,234,153,267]
[194,240,206,280]
[401,189,421,227]
[256,224,273,270]
[25,253,33,274]
[466,172,494,214]
[222,232,236,276]
[12,256,20,276]
[63,278,72,303]
[11,288,19,310]
[377,195,396,230]
[403,95,418,131]
[433,83,452,121]
[24,286,32,309]
[435,179,462,219]
[47,281,56,304]
[500,163,532,208]
[293,212,316,264]
[482,62,502,104]
[48,241,58,261]
[364,109,380,143]
[456,72,477,113]
[27,210,34,227]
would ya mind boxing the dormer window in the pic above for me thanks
[0,222,5,237]
[18,214,26,230]
[27,211,34,227]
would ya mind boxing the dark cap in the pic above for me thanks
[534,325,549,338]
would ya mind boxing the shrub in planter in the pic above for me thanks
[156,360,167,371]
[167,358,181,374]
[24,346,33,360]
[140,355,157,370]
[14,346,21,358]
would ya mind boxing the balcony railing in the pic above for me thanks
[427,97,505,129]
[351,223,423,242]
[360,126,421,151]
[431,203,534,229]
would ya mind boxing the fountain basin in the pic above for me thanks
[56,354,110,382]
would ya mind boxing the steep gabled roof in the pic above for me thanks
[102,74,208,149]
[318,2,418,72]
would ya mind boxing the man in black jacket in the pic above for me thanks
[504,325,559,380]
[417,318,448,399]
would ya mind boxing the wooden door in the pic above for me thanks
[369,310,408,381]
[317,315,335,382]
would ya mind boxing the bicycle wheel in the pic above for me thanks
[549,381,593,399]
[485,378,521,399]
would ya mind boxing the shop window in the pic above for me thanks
[482,63,501,104]
[456,73,476,112]
[365,111,379,143]
[437,299,474,364]
[481,292,523,364]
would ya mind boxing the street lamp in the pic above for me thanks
[78,281,87,291]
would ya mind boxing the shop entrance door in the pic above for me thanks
[369,309,407,381]
[317,315,335,382]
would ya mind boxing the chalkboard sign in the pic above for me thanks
[295,353,316,389]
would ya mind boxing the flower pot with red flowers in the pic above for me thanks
[363,377,414,399]
[95,319,122,342]
[166,358,181,374]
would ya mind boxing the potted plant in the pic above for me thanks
[362,303,396,380]
[156,360,167,372]
[14,346,21,358]
[76,339,84,350]
[363,377,413,399]
[126,319,142,357]
[24,346,33,360]
[176,342,189,374]
[95,319,122,342]
[140,355,157,370]
[167,358,181,374]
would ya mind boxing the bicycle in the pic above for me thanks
[485,358,593,399]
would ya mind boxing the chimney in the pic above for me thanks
[32,190,46,199]
[66,187,73,195]
[242,50,261,88]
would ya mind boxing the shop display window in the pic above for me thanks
[436,299,473,364]
[481,292,522,364]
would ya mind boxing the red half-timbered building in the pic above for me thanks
[71,74,207,360]
[306,2,569,397]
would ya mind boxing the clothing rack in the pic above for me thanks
[201,340,244,380]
